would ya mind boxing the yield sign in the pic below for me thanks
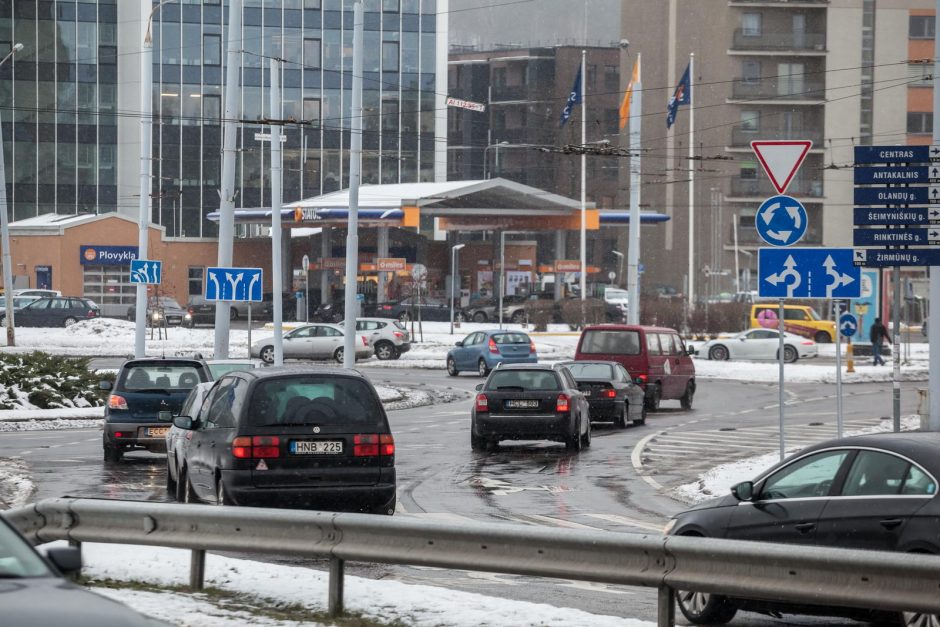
[751,140,813,194]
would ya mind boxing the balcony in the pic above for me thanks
[730,78,825,102]
[490,85,528,101]
[729,126,822,147]
[731,30,826,53]
[729,177,823,198]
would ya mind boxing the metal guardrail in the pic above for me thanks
[6,498,940,627]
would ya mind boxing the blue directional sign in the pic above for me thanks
[758,248,861,299]
[129,259,162,285]
[755,195,807,247]
[853,248,940,268]
[205,267,263,302]
[853,227,940,246]
[854,145,938,165]
[854,186,940,206]
[839,313,858,338]
[853,207,940,225]
[854,166,936,185]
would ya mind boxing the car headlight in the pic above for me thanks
[662,518,678,535]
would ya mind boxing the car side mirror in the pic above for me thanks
[98,380,112,391]
[455,341,464,347]
[44,546,82,576]
[474,383,484,391]
[173,416,195,430]
[731,480,754,501]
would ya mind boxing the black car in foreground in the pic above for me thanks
[101,357,211,462]
[170,367,396,514]
[559,360,645,427]
[666,432,940,626]
[471,363,591,451]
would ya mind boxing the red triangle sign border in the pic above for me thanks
[750,140,813,195]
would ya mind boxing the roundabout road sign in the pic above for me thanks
[839,313,858,338]
[756,194,808,247]
[757,308,778,329]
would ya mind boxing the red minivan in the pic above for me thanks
[574,325,695,411]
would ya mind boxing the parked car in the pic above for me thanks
[259,292,299,321]
[0,295,41,316]
[169,367,396,514]
[376,296,452,322]
[11,288,61,298]
[446,329,538,377]
[183,299,215,327]
[666,432,940,626]
[205,358,266,379]
[0,515,169,626]
[694,328,818,363]
[249,323,372,364]
[558,360,646,427]
[100,357,212,462]
[575,324,696,412]
[470,363,591,451]
[127,296,187,326]
[187,295,250,321]
[340,317,411,360]
[2,296,99,327]
[749,303,835,343]
[165,381,214,498]
[462,295,526,323]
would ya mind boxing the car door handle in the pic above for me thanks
[794,522,815,533]
[880,518,903,530]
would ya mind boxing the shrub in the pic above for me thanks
[0,352,105,410]
[524,300,556,332]
[560,298,608,330]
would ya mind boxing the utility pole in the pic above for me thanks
[929,0,940,431]
[342,1,364,369]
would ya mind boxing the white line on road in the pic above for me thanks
[584,513,666,533]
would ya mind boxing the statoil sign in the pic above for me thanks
[80,245,139,265]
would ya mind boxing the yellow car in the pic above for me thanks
[749,304,835,343]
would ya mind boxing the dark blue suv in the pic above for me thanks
[101,358,211,462]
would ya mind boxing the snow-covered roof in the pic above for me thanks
[9,212,158,236]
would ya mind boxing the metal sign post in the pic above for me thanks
[837,309,858,439]
[778,298,786,461]
[302,254,310,324]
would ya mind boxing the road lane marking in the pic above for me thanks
[584,513,665,533]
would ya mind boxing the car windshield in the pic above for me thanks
[565,363,614,379]
[160,298,183,309]
[248,376,385,427]
[579,330,641,355]
[121,365,203,391]
[0,521,52,578]
[485,370,560,391]
[605,289,629,300]
[491,333,529,345]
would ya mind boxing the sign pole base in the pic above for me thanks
[846,340,855,374]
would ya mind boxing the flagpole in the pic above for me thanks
[580,48,587,304]
[687,52,695,310]
[627,54,641,325]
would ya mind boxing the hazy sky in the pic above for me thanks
[449,0,621,50]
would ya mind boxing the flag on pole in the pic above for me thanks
[665,62,691,129]
[619,57,640,130]
[559,65,582,127]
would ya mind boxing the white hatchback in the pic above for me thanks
[341,317,411,360]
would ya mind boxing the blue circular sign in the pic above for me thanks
[755,194,808,247]
[839,313,858,338]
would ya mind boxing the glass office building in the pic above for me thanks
[0,0,442,238]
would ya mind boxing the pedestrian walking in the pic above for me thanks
[870,317,890,366]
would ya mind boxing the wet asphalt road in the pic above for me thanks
[0,366,922,625]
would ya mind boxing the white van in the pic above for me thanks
[603,287,630,312]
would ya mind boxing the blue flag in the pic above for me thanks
[666,63,691,129]
[559,66,582,127]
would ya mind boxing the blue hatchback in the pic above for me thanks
[446,330,538,377]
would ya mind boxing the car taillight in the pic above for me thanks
[232,436,252,459]
[488,338,499,354]
[635,373,648,385]
[529,339,537,353]
[361,335,369,346]
[380,434,395,456]
[475,393,489,412]
[231,435,280,458]
[381,305,392,311]
[393,331,405,340]
[354,434,379,456]
[188,307,195,314]
[87,310,97,317]
[556,394,570,413]
[802,341,814,345]
[603,389,616,399]
[108,394,128,410]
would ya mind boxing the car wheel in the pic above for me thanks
[334,347,345,364]
[814,330,831,343]
[103,443,122,463]
[473,311,487,323]
[216,479,228,506]
[398,311,411,323]
[581,417,592,448]
[708,345,729,361]
[63,316,78,327]
[471,432,487,451]
[375,341,396,361]
[165,459,177,494]
[126,311,134,322]
[645,385,661,412]
[229,307,238,321]
[477,358,489,377]
[782,345,799,363]
[614,404,628,429]
[446,357,459,377]
[510,310,525,324]
[680,382,695,410]
[369,495,396,516]
[676,588,738,625]
[566,418,583,451]
[259,345,274,365]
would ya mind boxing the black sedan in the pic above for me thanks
[559,360,645,427]
[169,367,396,515]
[471,363,591,451]
[3,297,99,327]
[665,432,940,626]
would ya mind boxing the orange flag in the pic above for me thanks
[619,58,641,130]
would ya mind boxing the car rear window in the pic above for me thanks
[392,320,407,331]
[579,330,641,355]
[485,370,560,391]
[564,363,613,379]
[247,376,385,427]
[120,365,204,391]
[491,333,529,345]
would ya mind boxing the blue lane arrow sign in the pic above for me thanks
[205,267,263,302]
[130,259,162,285]
[759,248,861,299]
[755,195,807,247]
[853,248,940,267]
[853,207,940,225]
[839,313,858,338]
[853,166,934,184]
[854,186,940,205]
[854,145,935,164]
[853,227,940,246]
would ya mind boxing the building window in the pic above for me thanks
[742,59,761,84]
[740,161,758,179]
[604,64,618,91]
[382,41,399,71]
[908,62,934,87]
[83,265,135,306]
[910,15,936,39]
[382,98,399,131]
[586,64,597,90]
[304,38,321,69]
[188,267,204,297]
[493,67,506,90]
[742,12,762,36]
[908,112,933,134]
[204,34,221,66]
[740,110,759,131]
[203,95,221,122]
[383,0,400,11]
[303,98,321,127]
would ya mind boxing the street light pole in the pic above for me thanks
[612,250,624,287]
[483,141,508,179]
[450,243,465,335]
[0,42,22,348]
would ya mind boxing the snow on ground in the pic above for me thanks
[68,541,652,627]
[0,457,34,507]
